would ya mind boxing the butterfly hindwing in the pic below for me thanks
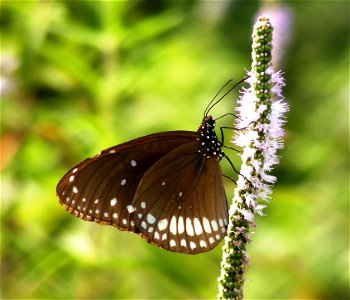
[131,141,228,254]
[56,131,196,231]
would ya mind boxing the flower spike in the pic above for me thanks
[217,16,289,300]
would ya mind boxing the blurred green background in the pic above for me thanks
[1,1,348,299]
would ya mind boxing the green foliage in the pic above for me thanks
[1,1,348,299]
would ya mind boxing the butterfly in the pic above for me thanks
[56,79,246,254]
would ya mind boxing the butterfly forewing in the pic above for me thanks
[56,131,196,231]
[131,141,228,254]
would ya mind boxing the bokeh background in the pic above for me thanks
[1,1,348,299]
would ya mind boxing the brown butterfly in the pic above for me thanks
[56,79,247,254]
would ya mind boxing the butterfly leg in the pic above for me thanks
[224,154,253,186]
[215,112,238,122]
[223,154,240,175]
[223,174,237,184]
[219,126,241,153]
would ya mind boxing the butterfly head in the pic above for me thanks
[197,116,224,160]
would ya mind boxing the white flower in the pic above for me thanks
[232,67,288,216]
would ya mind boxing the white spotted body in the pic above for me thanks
[197,116,225,161]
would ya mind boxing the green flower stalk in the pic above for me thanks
[217,16,288,299]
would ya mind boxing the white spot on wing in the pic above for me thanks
[130,160,137,167]
[161,233,167,241]
[158,219,168,231]
[72,168,78,173]
[202,217,212,234]
[199,240,207,248]
[94,199,99,204]
[186,218,194,236]
[193,218,203,235]
[69,175,75,182]
[112,212,118,219]
[148,227,154,233]
[211,220,219,231]
[178,216,184,234]
[190,241,196,250]
[120,179,126,186]
[72,186,78,193]
[122,219,127,225]
[141,221,147,229]
[169,216,177,235]
[141,202,146,209]
[154,232,160,240]
[218,218,224,227]
[170,240,176,247]
[147,213,156,224]
[126,205,135,213]
[209,237,215,244]
[180,239,187,247]
[110,198,117,206]
[95,209,100,214]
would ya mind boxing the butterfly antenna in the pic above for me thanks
[205,76,250,117]
[204,80,233,117]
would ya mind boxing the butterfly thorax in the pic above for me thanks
[197,116,224,160]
